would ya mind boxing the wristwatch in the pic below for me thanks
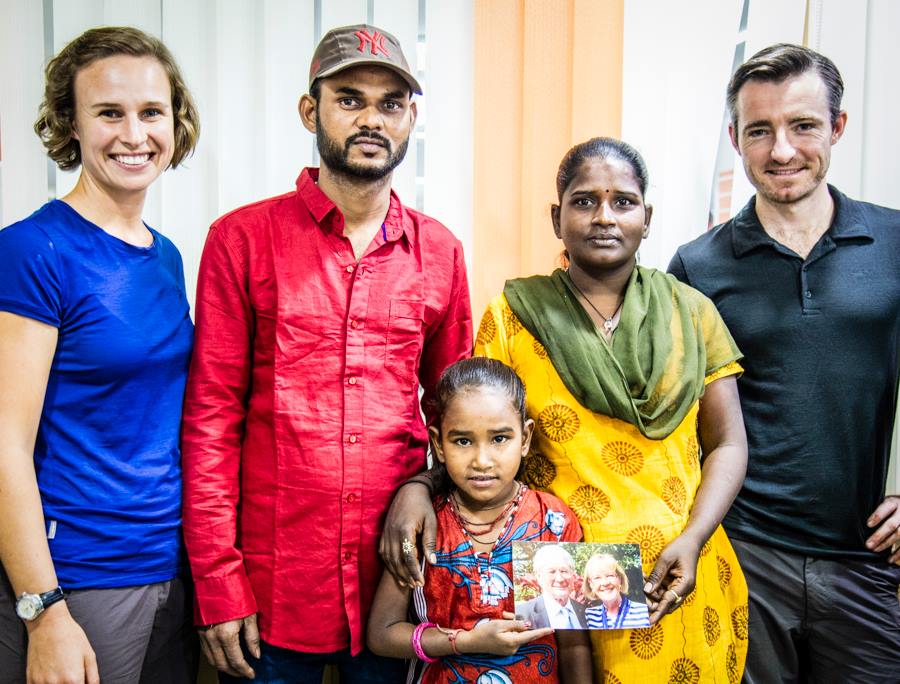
[15,587,65,621]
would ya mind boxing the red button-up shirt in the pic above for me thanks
[182,168,472,653]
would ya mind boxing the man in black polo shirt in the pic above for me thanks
[669,44,900,682]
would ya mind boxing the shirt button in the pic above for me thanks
[350,320,360,329]
[348,376,357,385]
[343,552,352,562]
[348,434,358,444]
[346,493,356,502]
[805,290,812,298]
[345,265,354,273]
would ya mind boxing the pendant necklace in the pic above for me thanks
[567,273,623,334]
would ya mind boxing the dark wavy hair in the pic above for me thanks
[34,26,200,171]
[431,357,527,428]
[726,43,844,130]
[428,357,528,494]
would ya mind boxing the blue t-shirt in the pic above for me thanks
[0,200,193,589]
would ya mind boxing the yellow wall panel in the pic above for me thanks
[472,0,624,317]
[473,0,524,320]
[520,0,573,280]
[571,0,622,141]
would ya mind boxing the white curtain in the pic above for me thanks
[620,0,745,270]
[0,0,473,308]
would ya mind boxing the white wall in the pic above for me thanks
[0,0,48,223]
[0,0,474,307]
[621,0,900,493]
[621,0,744,270]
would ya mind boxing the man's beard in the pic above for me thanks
[317,127,409,181]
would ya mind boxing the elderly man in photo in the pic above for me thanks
[181,24,471,682]
[518,545,587,630]
[669,43,900,683]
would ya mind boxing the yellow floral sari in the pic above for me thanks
[476,294,748,684]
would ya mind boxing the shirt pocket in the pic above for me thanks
[385,298,425,379]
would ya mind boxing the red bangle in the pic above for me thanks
[412,621,438,663]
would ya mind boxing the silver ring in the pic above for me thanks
[402,538,415,556]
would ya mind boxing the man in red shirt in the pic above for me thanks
[181,25,472,682]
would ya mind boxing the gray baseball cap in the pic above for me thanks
[308,24,422,95]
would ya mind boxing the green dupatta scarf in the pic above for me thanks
[503,266,741,440]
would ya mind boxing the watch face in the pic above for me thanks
[15,594,43,620]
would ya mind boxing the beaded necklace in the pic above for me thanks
[447,483,525,570]
[450,492,519,542]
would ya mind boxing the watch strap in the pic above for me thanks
[39,586,65,611]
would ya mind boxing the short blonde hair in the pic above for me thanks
[35,26,200,171]
[582,553,629,601]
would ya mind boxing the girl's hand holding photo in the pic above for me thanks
[458,611,552,656]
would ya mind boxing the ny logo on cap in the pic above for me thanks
[355,29,390,57]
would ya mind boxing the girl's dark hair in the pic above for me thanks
[429,357,528,494]
[432,357,526,428]
[555,137,649,201]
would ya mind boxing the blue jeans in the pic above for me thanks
[218,641,407,684]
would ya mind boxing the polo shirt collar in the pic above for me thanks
[826,186,872,241]
[296,167,410,243]
[731,184,873,258]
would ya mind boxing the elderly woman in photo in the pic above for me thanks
[0,26,199,684]
[582,554,650,630]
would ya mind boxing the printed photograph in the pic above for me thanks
[513,542,651,630]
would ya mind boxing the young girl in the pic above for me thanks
[368,358,593,682]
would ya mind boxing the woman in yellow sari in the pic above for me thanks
[382,138,749,682]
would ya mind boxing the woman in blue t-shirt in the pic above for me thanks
[0,26,199,683]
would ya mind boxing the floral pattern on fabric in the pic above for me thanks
[661,477,687,515]
[717,555,732,591]
[629,623,664,660]
[601,441,645,476]
[523,452,556,489]
[476,311,497,346]
[731,605,749,641]
[538,404,580,442]
[567,485,611,522]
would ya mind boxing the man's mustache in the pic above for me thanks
[345,132,392,152]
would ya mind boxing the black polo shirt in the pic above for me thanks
[669,186,900,559]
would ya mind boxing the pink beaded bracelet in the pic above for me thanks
[412,621,438,663]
